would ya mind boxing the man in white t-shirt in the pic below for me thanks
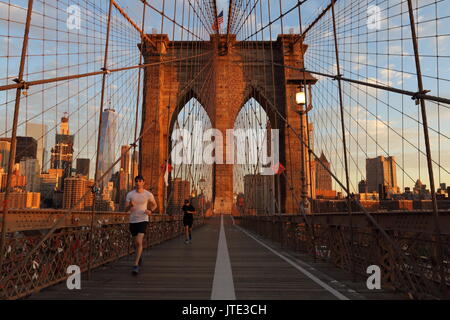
[125,175,157,275]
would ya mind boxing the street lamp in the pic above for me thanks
[295,89,306,106]
[295,86,313,114]
[295,86,312,214]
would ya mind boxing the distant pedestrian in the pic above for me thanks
[182,199,196,244]
[125,175,157,275]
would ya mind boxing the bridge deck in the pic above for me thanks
[27,216,403,300]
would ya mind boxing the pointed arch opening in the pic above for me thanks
[233,97,277,215]
[166,97,213,215]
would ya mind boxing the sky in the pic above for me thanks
[0,0,449,194]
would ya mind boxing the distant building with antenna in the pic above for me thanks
[50,113,74,190]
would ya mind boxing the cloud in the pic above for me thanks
[379,64,412,86]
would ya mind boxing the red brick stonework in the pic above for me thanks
[139,34,316,214]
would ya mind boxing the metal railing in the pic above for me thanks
[235,212,449,300]
[0,210,205,300]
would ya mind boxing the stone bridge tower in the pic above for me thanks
[139,34,316,214]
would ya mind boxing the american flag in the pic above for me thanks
[212,10,224,31]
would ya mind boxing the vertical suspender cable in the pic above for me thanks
[0,0,34,271]
[330,0,355,279]
[406,0,446,296]
[87,0,114,279]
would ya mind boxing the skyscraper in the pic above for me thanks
[19,157,40,192]
[0,138,10,171]
[26,123,48,172]
[0,192,40,209]
[131,150,139,179]
[358,179,368,194]
[50,114,74,190]
[316,152,332,191]
[39,172,58,206]
[98,108,117,188]
[366,156,398,194]
[15,136,37,163]
[63,176,89,210]
[0,167,26,192]
[76,158,90,177]
[120,145,132,187]
[118,146,131,210]
[120,145,130,174]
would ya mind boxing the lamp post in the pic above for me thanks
[295,86,313,214]
[199,177,206,217]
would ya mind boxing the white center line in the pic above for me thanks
[211,214,236,300]
[233,221,350,300]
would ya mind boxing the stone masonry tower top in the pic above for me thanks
[139,33,316,214]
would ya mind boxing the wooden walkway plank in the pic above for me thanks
[224,216,344,300]
[28,219,220,300]
[26,216,404,300]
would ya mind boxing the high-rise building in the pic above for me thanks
[0,192,40,209]
[15,136,37,163]
[0,167,27,192]
[314,152,336,199]
[48,168,65,190]
[117,169,128,210]
[413,179,430,199]
[120,146,131,174]
[85,179,95,209]
[0,138,11,171]
[76,158,90,177]
[316,152,332,191]
[131,150,139,179]
[19,157,40,192]
[40,172,58,206]
[121,145,132,187]
[366,156,398,194]
[26,123,48,172]
[98,109,118,188]
[117,146,132,210]
[63,176,89,210]
[118,174,127,209]
[50,114,74,190]
[358,179,368,194]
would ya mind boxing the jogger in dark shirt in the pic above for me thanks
[182,199,196,244]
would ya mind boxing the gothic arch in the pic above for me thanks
[168,88,212,135]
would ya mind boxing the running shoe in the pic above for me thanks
[184,239,189,245]
[132,265,139,275]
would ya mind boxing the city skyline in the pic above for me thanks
[1,0,450,194]
[1,109,449,210]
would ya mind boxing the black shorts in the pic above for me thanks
[183,214,193,227]
[129,221,149,237]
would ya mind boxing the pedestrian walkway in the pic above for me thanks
[27,215,403,300]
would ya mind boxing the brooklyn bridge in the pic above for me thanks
[0,0,449,300]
